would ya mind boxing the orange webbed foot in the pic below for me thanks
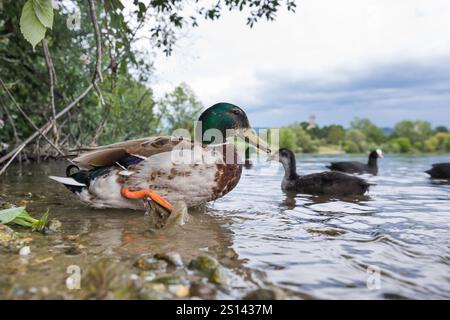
[120,187,173,211]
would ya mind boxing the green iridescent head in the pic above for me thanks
[196,102,270,152]
[198,102,249,136]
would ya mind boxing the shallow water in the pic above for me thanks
[1,154,449,299]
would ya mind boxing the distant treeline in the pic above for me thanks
[276,118,450,154]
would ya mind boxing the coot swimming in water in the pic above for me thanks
[268,148,371,196]
[327,149,383,175]
[425,163,450,179]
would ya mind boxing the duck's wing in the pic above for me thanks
[432,163,450,169]
[72,136,187,169]
[328,161,366,172]
[298,171,370,195]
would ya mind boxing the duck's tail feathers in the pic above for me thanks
[48,176,87,187]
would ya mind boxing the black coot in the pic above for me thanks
[268,148,371,196]
[327,149,383,175]
[425,163,450,179]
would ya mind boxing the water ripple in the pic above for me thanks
[215,154,450,299]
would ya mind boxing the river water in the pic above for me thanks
[0,154,449,299]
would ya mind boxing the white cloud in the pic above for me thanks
[149,0,450,127]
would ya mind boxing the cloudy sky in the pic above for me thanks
[152,0,450,128]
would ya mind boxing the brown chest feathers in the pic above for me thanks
[211,143,243,201]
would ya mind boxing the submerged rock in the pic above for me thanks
[79,259,123,299]
[64,246,82,255]
[188,255,228,286]
[167,284,190,298]
[0,201,13,209]
[0,225,15,243]
[0,226,34,254]
[63,234,80,241]
[134,255,153,270]
[138,282,171,300]
[47,219,62,233]
[188,255,219,272]
[18,199,33,207]
[134,255,168,272]
[151,275,187,286]
[189,282,217,299]
[244,288,286,300]
[19,246,31,256]
[154,252,183,268]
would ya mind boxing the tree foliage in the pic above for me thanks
[158,83,203,135]
[279,127,297,151]
[17,0,296,55]
[1,0,295,162]
[350,117,385,144]
[278,119,449,154]
[392,120,433,150]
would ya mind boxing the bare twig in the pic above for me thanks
[0,143,25,176]
[42,39,59,143]
[35,137,40,163]
[93,82,106,106]
[90,81,108,146]
[0,83,95,165]
[88,0,103,83]
[102,1,117,90]
[87,0,110,145]
[0,77,65,157]
[59,133,70,146]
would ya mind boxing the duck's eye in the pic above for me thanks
[231,109,241,115]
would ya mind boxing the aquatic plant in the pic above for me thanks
[0,207,48,232]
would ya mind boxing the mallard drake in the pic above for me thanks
[326,149,384,175]
[49,103,270,213]
[268,148,371,196]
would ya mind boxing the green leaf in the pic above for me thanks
[32,210,49,232]
[12,217,33,228]
[32,0,54,29]
[111,0,125,11]
[138,2,146,12]
[0,207,26,224]
[17,211,37,223]
[0,207,49,232]
[20,0,47,48]
[119,60,127,75]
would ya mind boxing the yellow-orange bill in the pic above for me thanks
[241,128,271,153]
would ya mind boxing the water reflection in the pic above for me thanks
[280,192,372,211]
[430,179,450,186]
